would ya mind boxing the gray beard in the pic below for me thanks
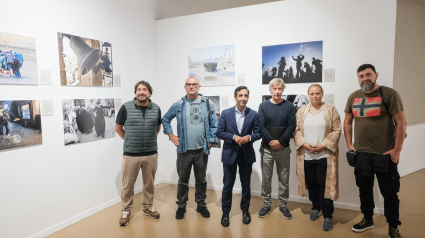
[361,82,375,92]
[137,96,148,104]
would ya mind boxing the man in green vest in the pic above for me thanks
[115,81,162,226]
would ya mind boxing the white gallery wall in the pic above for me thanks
[155,0,400,214]
[0,0,157,238]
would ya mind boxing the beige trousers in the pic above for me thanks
[121,154,158,211]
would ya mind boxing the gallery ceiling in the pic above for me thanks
[155,0,282,20]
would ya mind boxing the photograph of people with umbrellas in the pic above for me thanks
[262,41,323,84]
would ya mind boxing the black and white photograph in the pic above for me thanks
[262,94,310,111]
[204,96,221,148]
[0,32,38,85]
[58,32,113,87]
[62,98,116,145]
[189,45,235,87]
[0,100,42,151]
[262,41,323,84]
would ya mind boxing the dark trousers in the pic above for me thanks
[176,149,208,208]
[0,121,9,135]
[304,158,334,219]
[355,161,401,229]
[222,150,252,214]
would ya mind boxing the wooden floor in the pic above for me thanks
[48,169,425,238]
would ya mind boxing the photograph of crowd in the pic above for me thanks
[204,96,221,148]
[0,32,38,85]
[189,45,235,87]
[58,32,113,87]
[262,41,323,84]
[0,100,42,151]
[62,98,116,145]
[262,94,310,112]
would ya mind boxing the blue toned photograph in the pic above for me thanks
[189,44,235,87]
[262,41,323,84]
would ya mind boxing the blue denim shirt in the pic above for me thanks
[162,94,218,155]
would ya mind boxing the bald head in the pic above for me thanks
[185,77,199,84]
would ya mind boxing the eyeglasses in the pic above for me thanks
[185,83,199,87]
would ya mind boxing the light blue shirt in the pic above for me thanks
[233,106,251,141]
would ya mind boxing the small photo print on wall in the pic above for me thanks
[0,32,38,85]
[58,32,113,87]
[189,45,235,87]
[262,95,310,112]
[62,98,116,145]
[0,100,42,151]
[262,41,323,84]
[204,96,221,148]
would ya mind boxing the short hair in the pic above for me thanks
[134,80,153,95]
[357,64,376,74]
[268,78,286,91]
[234,86,249,97]
[308,84,324,94]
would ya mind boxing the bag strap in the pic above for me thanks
[206,98,211,126]
[379,86,396,131]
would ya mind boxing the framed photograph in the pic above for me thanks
[62,98,116,145]
[58,32,113,86]
[0,100,42,151]
[189,45,235,86]
[262,41,323,84]
[0,32,38,85]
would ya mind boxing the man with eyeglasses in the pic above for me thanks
[162,77,218,219]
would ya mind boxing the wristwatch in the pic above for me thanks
[168,134,174,140]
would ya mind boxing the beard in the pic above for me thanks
[361,81,375,92]
[137,95,148,103]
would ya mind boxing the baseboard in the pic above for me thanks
[398,160,425,177]
[27,179,163,238]
[159,179,384,214]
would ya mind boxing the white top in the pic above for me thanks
[303,111,327,160]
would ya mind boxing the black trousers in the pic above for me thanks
[176,149,208,208]
[355,161,401,229]
[304,157,334,219]
[222,150,252,214]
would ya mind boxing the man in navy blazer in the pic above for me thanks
[216,86,261,227]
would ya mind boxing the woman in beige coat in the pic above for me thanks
[294,84,341,231]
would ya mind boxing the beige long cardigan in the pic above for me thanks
[294,102,341,201]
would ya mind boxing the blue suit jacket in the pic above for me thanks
[216,106,261,165]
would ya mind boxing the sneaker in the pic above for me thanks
[258,206,272,218]
[119,211,131,226]
[176,207,186,219]
[143,207,160,219]
[388,228,403,238]
[352,217,374,232]
[279,206,292,220]
[196,206,210,218]
[310,210,321,221]
[323,218,333,231]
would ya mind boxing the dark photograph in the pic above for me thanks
[262,41,323,84]
[0,100,42,151]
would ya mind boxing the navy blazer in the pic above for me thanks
[216,106,261,165]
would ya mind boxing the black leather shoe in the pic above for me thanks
[221,213,230,227]
[242,210,251,224]
[197,206,210,218]
[176,207,186,219]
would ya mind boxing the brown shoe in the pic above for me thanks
[143,207,160,219]
[119,211,131,226]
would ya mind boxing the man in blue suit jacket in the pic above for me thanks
[216,86,261,227]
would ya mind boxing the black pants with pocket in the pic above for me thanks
[304,157,334,219]
[354,161,401,229]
